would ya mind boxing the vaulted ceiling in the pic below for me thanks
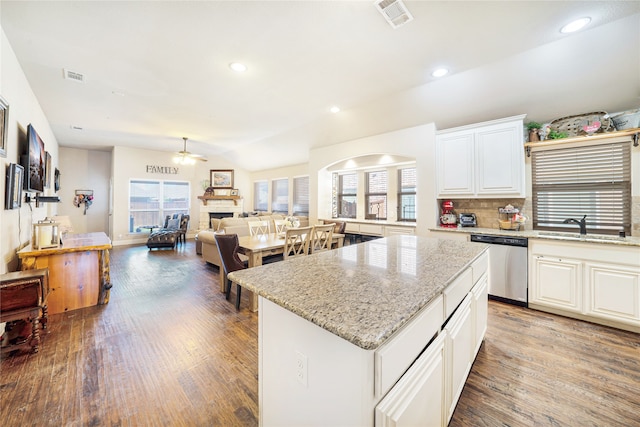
[2,1,639,171]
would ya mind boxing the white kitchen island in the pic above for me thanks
[229,235,489,427]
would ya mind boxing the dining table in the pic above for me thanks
[222,232,345,311]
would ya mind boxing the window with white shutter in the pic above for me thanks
[366,170,387,220]
[293,176,309,216]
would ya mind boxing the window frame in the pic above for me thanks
[129,179,190,233]
[336,172,357,219]
[271,178,289,214]
[397,167,417,222]
[253,180,268,212]
[365,169,388,220]
[292,175,309,216]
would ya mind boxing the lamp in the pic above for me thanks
[172,137,205,165]
[32,220,60,250]
[172,153,196,165]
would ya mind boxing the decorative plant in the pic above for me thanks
[526,121,543,142]
[547,129,569,140]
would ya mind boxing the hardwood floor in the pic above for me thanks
[1,241,639,426]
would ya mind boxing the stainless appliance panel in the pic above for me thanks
[470,234,528,306]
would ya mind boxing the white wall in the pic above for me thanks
[110,146,251,246]
[58,147,111,234]
[309,123,437,236]
[0,27,59,274]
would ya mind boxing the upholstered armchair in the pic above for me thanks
[162,213,189,244]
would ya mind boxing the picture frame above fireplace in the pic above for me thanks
[210,169,233,189]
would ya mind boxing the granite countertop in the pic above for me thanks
[430,226,640,247]
[228,235,487,350]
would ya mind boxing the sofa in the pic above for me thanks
[197,214,309,268]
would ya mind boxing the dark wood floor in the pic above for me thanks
[1,241,639,426]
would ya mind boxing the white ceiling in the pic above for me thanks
[2,1,639,171]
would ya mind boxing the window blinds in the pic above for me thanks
[532,141,631,234]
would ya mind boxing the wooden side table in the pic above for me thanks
[0,269,49,355]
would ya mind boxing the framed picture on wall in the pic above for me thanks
[0,95,8,158]
[5,163,24,209]
[210,169,234,189]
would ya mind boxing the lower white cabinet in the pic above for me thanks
[472,274,488,356]
[529,239,640,332]
[530,255,583,313]
[375,333,446,427]
[444,293,474,423]
[585,262,640,325]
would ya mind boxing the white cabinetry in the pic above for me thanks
[444,293,473,423]
[529,239,640,332]
[436,114,526,199]
[585,262,640,325]
[259,249,490,427]
[375,333,446,427]
[530,255,583,313]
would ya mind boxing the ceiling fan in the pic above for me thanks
[173,137,207,164]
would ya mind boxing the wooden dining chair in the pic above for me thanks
[310,223,334,254]
[214,233,247,310]
[283,226,312,259]
[274,219,288,234]
[248,220,270,237]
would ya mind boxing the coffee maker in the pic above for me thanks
[440,200,457,228]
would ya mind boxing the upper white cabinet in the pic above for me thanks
[436,114,526,198]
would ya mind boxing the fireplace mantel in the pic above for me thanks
[197,195,241,206]
[198,197,244,229]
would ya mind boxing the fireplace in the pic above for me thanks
[198,198,244,229]
[210,212,234,221]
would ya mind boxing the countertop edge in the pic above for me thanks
[429,227,640,247]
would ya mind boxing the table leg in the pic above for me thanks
[246,252,263,312]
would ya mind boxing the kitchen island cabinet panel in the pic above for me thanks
[375,333,446,427]
[230,236,488,426]
[444,293,474,423]
[259,298,374,427]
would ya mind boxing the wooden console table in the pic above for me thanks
[18,232,112,315]
[0,268,49,354]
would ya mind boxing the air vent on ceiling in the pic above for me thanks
[63,69,85,83]
[375,0,413,29]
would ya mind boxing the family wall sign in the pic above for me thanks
[146,165,179,174]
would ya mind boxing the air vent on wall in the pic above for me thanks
[375,0,413,29]
[63,69,85,83]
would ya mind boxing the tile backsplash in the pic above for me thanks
[439,198,531,230]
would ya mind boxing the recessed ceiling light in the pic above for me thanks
[560,17,591,34]
[330,106,340,113]
[431,68,449,78]
[229,62,247,73]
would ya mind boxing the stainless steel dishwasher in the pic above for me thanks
[470,234,528,307]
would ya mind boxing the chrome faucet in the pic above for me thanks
[563,215,587,235]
